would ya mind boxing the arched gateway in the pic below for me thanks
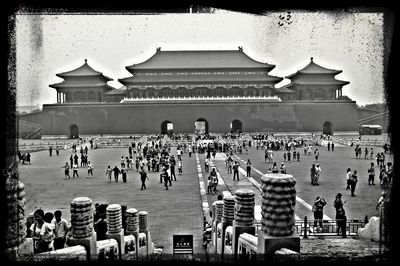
[68,124,79,139]
[323,121,333,135]
[230,119,243,133]
[195,118,208,135]
[161,120,173,135]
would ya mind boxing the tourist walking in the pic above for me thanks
[233,161,240,181]
[87,161,94,178]
[178,159,183,175]
[315,164,322,185]
[334,193,347,238]
[170,156,177,181]
[140,169,149,190]
[205,157,210,172]
[49,146,53,156]
[160,168,170,190]
[368,162,375,185]
[312,197,327,229]
[310,164,317,185]
[113,166,120,183]
[121,164,128,183]
[350,170,358,196]
[314,148,319,161]
[105,166,112,182]
[69,155,73,169]
[246,159,252,177]
[346,168,352,190]
[61,162,70,179]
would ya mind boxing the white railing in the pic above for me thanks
[120,95,281,103]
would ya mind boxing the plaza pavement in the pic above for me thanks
[18,143,204,255]
[17,140,391,257]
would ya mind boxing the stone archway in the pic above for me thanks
[230,119,243,133]
[68,124,79,139]
[195,118,209,134]
[323,121,333,135]
[161,120,173,135]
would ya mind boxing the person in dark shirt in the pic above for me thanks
[160,168,169,190]
[113,166,120,183]
[312,197,327,228]
[140,169,149,190]
[94,204,108,241]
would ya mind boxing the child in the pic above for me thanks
[87,161,94,178]
[178,159,183,175]
[38,212,55,252]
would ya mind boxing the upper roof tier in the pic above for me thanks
[286,57,343,79]
[56,59,113,81]
[126,47,277,72]
[119,72,283,85]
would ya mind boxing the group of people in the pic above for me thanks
[310,163,322,185]
[311,193,347,237]
[27,209,70,253]
[17,151,31,164]
[62,145,94,179]
[283,150,301,162]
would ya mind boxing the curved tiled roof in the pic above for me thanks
[56,59,113,81]
[286,57,342,78]
[126,48,276,71]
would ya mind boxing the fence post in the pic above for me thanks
[303,216,308,238]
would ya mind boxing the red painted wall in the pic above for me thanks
[19,100,359,135]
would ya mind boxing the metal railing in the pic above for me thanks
[254,217,365,238]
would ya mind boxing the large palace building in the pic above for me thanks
[19,47,358,138]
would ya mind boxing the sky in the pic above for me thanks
[14,9,387,107]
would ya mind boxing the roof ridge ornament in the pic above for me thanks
[238,46,243,51]
[156,47,161,52]
[310,57,313,61]
[84,59,87,63]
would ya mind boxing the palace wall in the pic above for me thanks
[19,101,359,135]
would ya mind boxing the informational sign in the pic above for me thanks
[173,235,193,254]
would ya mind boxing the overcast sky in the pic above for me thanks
[15,9,386,107]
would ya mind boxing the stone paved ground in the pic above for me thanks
[18,143,204,255]
[17,139,393,260]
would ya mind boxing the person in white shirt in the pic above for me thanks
[87,161,94,178]
[52,210,69,250]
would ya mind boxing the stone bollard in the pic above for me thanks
[220,195,235,259]
[214,200,224,254]
[232,189,256,261]
[138,211,153,258]
[258,173,300,257]
[125,208,139,259]
[69,197,97,260]
[105,204,125,259]
[5,175,33,260]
